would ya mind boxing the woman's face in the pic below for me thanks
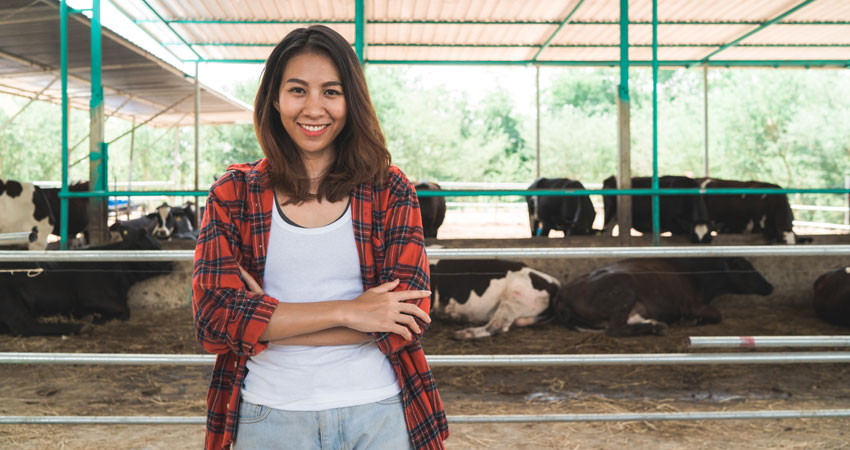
[275,52,347,160]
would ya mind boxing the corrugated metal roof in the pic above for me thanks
[0,0,252,127]
[108,0,850,67]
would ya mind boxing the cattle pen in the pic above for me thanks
[3,0,850,448]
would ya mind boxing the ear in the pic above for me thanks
[272,99,279,111]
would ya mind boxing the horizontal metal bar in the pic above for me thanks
[1,245,850,263]
[171,42,850,49]
[5,409,850,425]
[689,336,850,348]
[185,59,850,68]
[59,190,207,198]
[4,409,850,425]
[0,232,31,246]
[2,352,850,366]
[134,19,850,26]
[793,220,850,231]
[449,409,850,423]
[792,205,850,212]
[54,188,850,200]
[415,188,850,197]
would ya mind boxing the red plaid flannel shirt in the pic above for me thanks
[192,158,448,450]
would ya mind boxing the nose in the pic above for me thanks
[302,93,325,118]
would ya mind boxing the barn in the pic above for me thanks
[1,0,850,448]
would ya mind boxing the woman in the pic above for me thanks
[193,25,448,450]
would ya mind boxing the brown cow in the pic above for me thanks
[813,266,850,328]
[552,258,773,336]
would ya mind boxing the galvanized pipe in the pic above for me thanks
[1,245,850,263]
[2,352,850,366]
[3,409,850,425]
[689,336,850,348]
[0,232,33,246]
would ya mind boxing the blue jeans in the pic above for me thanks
[233,393,413,450]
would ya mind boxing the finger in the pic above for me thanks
[400,303,432,323]
[390,324,412,341]
[372,279,401,294]
[389,290,431,302]
[396,313,421,334]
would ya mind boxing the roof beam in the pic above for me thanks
[138,0,203,61]
[130,19,850,26]
[533,0,583,59]
[699,0,819,62]
[166,42,850,49]
[188,59,850,68]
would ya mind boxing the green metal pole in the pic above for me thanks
[355,0,365,65]
[60,0,69,250]
[90,0,108,245]
[651,0,660,246]
[617,0,632,246]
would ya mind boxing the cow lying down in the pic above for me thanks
[0,229,173,336]
[430,259,560,339]
[813,266,850,328]
[552,257,773,337]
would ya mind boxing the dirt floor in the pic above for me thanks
[1,293,849,449]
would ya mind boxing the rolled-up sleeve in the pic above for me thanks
[370,171,432,355]
[192,175,278,356]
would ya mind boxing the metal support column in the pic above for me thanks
[126,117,135,221]
[88,0,108,245]
[703,63,709,178]
[194,62,200,226]
[651,0,660,246]
[616,0,631,246]
[535,64,541,179]
[355,0,366,65]
[59,0,69,249]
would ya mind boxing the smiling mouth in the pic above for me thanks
[299,123,330,135]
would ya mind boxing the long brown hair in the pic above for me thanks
[254,25,390,204]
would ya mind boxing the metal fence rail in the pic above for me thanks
[4,409,850,425]
[1,245,850,262]
[4,352,850,366]
[689,336,850,348]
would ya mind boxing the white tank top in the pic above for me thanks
[241,201,399,411]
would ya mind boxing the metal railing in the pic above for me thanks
[2,245,849,263]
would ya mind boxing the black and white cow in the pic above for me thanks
[414,182,446,239]
[151,202,197,240]
[552,257,773,337]
[602,175,712,243]
[696,178,798,244]
[0,179,89,250]
[527,177,596,237]
[0,229,173,336]
[109,214,157,241]
[430,259,560,339]
[813,266,850,328]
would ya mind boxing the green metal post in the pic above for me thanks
[616,0,631,246]
[89,0,108,245]
[651,0,660,246]
[355,0,365,65]
[60,0,69,249]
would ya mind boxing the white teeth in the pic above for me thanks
[302,124,327,132]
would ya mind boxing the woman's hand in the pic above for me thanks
[344,279,431,341]
[238,265,265,295]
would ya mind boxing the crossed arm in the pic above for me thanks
[238,266,431,346]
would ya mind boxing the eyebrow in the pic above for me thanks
[284,78,342,88]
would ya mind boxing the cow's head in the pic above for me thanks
[723,257,773,296]
[151,203,174,239]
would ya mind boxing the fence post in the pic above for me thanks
[845,176,849,227]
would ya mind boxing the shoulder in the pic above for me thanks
[209,159,266,202]
[381,165,415,199]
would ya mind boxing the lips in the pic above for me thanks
[299,123,330,137]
